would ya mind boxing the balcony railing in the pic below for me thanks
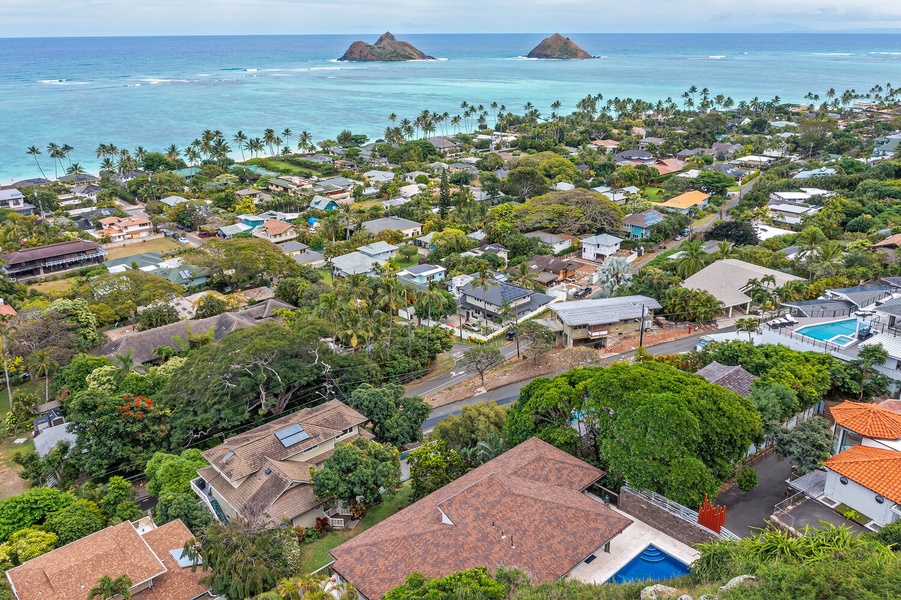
[622,485,740,541]
[191,477,229,524]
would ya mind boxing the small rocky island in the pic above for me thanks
[526,33,593,59]
[338,32,435,62]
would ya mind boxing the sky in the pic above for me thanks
[3,0,901,36]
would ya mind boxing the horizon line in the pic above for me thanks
[3,30,901,40]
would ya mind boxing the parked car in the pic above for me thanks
[573,286,592,299]
[176,236,189,244]
[505,329,517,340]
[197,231,213,238]
[463,322,481,332]
[694,335,714,352]
[675,235,684,241]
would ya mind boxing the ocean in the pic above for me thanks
[1,33,900,182]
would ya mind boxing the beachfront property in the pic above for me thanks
[1,240,107,279]
[6,519,207,600]
[548,296,661,348]
[657,190,711,214]
[329,437,704,599]
[623,209,665,239]
[581,234,623,262]
[681,259,802,317]
[192,400,372,529]
[0,189,36,216]
[358,216,422,238]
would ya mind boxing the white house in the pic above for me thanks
[524,230,577,254]
[769,188,834,203]
[364,170,395,185]
[398,263,446,286]
[357,241,398,261]
[768,203,822,225]
[581,234,622,261]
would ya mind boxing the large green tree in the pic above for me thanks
[310,438,399,510]
[192,238,301,289]
[408,440,469,501]
[432,401,508,452]
[348,384,430,447]
[145,449,209,497]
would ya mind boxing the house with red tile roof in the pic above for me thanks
[329,437,633,600]
[6,519,208,600]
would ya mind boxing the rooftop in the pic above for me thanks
[551,296,661,326]
[1,240,103,266]
[696,362,757,398]
[824,445,901,505]
[329,438,632,600]
[831,400,901,440]
[361,216,422,234]
[658,190,711,210]
[682,259,802,308]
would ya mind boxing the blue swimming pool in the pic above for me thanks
[794,319,860,347]
[609,545,690,584]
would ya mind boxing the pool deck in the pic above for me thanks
[766,315,866,357]
[567,504,700,584]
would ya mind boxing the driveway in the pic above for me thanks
[718,452,793,537]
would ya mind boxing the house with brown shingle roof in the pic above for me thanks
[329,437,632,600]
[6,519,207,600]
[696,362,757,398]
[252,218,298,244]
[192,400,373,530]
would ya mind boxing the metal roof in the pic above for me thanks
[550,296,662,326]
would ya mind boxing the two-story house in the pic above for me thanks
[192,400,373,529]
[1,240,106,278]
[549,296,661,348]
[96,215,154,240]
[458,279,554,321]
[0,189,36,216]
[355,241,398,261]
[398,263,446,287]
[581,234,622,262]
[623,210,665,239]
[253,218,298,244]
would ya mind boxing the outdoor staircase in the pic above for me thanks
[639,546,667,563]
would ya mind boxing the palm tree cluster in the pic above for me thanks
[185,129,231,167]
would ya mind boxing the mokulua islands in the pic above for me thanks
[526,33,594,59]
[338,32,435,62]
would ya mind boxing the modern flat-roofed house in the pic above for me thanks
[0,189,36,216]
[360,216,422,239]
[623,209,665,239]
[549,296,661,348]
[329,437,633,600]
[193,400,373,529]
[658,190,710,215]
[252,218,298,244]
[6,519,208,600]
[581,234,622,261]
[1,240,106,278]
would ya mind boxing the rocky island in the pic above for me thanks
[526,33,593,59]
[338,32,435,62]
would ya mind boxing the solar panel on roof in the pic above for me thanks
[275,423,310,448]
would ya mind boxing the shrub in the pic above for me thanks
[737,466,758,492]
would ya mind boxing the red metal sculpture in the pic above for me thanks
[698,494,726,533]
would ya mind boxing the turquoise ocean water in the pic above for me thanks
[1,33,900,182]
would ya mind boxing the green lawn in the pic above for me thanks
[316,268,333,285]
[28,278,74,295]
[394,256,420,269]
[643,187,664,201]
[298,484,412,573]
[104,237,181,261]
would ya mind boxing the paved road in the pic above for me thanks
[421,326,735,430]
[406,341,518,398]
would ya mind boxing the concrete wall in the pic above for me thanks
[618,488,720,546]
[823,469,898,526]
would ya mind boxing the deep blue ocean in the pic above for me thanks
[2,33,900,182]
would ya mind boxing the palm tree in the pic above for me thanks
[378,276,407,349]
[165,144,180,162]
[60,144,74,167]
[676,239,709,279]
[281,128,293,147]
[66,163,86,177]
[46,143,62,178]
[415,280,447,353]
[87,574,132,600]
[0,317,15,415]
[26,146,46,179]
[297,131,313,153]
[711,240,736,260]
[597,256,633,292]
[263,128,277,156]
[28,350,58,405]
[509,262,539,292]
[811,241,845,278]
[233,131,248,161]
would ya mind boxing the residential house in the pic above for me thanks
[1,240,106,278]
[96,215,154,240]
[553,182,576,191]
[309,195,340,211]
[6,519,208,600]
[681,259,802,317]
[613,149,656,165]
[527,255,580,286]
[591,139,620,152]
[403,171,429,183]
[193,400,372,528]
[696,362,757,398]
[490,131,517,148]
[769,188,834,203]
[591,185,640,204]
[382,197,410,209]
[524,231,577,254]
[159,195,189,209]
[360,216,422,238]
[710,142,743,159]
[398,183,424,199]
[731,155,777,167]
[549,296,661,348]
[253,218,298,244]
[466,243,509,264]
[580,234,622,261]
[280,241,311,257]
[398,263,446,287]
[364,170,395,185]
[293,250,326,267]
[872,132,901,159]
[172,166,201,179]
[239,211,300,228]
[426,136,462,156]
[651,158,686,176]
[458,279,553,320]
[58,172,100,184]
[356,241,398,261]
[34,421,76,460]
[97,299,293,365]
[794,167,837,180]
[0,189,36,216]
[658,190,710,214]
[638,137,664,151]
[236,187,274,204]
[767,203,822,225]
[218,223,253,238]
[3,178,50,190]
[704,164,747,180]
[623,209,665,239]
[71,183,101,201]
[329,437,633,600]
[268,176,311,195]
[329,252,387,278]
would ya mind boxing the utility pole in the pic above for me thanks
[638,304,647,348]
